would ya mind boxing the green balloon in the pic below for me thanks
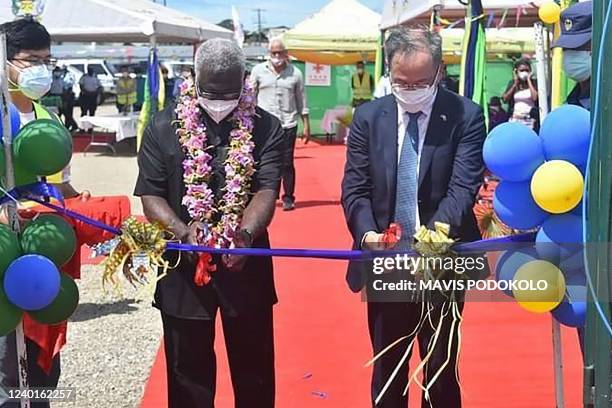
[13,119,72,176]
[0,289,23,336]
[21,214,77,267]
[29,273,79,324]
[11,158,39,186]
[0,224,21,279]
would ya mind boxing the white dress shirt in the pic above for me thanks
[361,93,437,247]
[395,93,436,234]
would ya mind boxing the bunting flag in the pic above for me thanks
[136,48,163,150]
[459,0,488,128]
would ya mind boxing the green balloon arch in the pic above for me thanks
[21,214,77,267]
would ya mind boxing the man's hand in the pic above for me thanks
[178,222,205,264]
[303,123,311,143]
[362,231,390,251]
[222,229,252,272]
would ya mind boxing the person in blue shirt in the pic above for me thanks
[554,1,592,111]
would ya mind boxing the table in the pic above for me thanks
[78,113,139,154]
[321,106,351,143]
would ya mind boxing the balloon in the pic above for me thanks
[21,214,77,267]
[539,1,561,24]
[531,160,584,214]
[29,274,79,325]
[0,103,21,144]
[0,224,21,278]
[495,248,539,297]
[552,274,586,327]
[10,159,39,186]
[536,214,583,263]
[539,105,591,166]
[483,122,545,181]
[3,254,61,311]
[494,181,550,230]
[13,118,72,176]
[512,260,566,313]
[0,288,22,336]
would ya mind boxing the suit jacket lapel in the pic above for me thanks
[381,96,398,200]
[419,87,452,188]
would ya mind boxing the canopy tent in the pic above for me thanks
[283,0,381,65]
[380,0,542,30]
[442,27,535,63]
[0,0,232,43]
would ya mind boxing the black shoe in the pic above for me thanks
[282,199,295,211]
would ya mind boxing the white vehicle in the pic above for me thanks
[161,60,193,79]
[57,59,117,102]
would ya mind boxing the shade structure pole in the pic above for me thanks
[0,31,30,408]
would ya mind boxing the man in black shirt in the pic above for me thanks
[134,39,284,408]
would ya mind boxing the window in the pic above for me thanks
[88,64,106,76]
[71,64,84,73]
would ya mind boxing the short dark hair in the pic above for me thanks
[0,18,51,60]
[384,27,442,68]
[514,58,531,70]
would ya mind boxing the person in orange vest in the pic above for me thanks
[351,61,374,107]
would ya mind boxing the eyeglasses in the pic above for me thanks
[11,57,57,68]
[391,66,441,91]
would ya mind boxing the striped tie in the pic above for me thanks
[394,111,421,243]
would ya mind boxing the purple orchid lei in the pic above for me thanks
[175,79,256,248]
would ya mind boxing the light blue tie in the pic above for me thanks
[394,111,421,243]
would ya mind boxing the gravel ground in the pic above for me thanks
[52,265,162,408]
[49,114,161,408]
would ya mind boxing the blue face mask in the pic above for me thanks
[563,50,592,82]
[9,62,53,99]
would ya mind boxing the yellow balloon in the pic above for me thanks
[531,160,584,214]
[512,260,566,313]
[539,2,561,24]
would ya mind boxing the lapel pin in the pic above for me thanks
[440,114,447,122]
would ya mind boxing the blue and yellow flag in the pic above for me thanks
[137,48,165,150]
[459,0,488,126]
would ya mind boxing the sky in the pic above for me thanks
[162,0,383,31]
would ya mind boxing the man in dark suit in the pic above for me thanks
[341,28,487,407]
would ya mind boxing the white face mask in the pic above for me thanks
[392,83,438,113]
[518,71,530,81]
[563,50,592,82]
[270,56,284,67]
[10,62,52,99]
[198,97,240,123]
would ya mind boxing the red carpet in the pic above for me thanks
[140,142,583,408]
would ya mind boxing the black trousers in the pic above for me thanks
[161,306,275,408]
[367,301,463,408]
[280,126,298,202]
[79,92,98,117]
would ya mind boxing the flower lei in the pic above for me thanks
[175,79,257,285]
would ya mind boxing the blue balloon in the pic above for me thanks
[483,122,545,181]
[493,181,550,230]
[552,274,586,328]
[536,214,583,264]
[559,249,586,275]
[3,255,61,311]
[495,248,539,297]
[0,104,21,144]
[540,105,591,166]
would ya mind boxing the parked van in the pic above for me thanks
[57,59,117,103]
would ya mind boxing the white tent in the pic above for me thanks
[284,0,381,65]
[0,0,232,43]
[380,0,543,30]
